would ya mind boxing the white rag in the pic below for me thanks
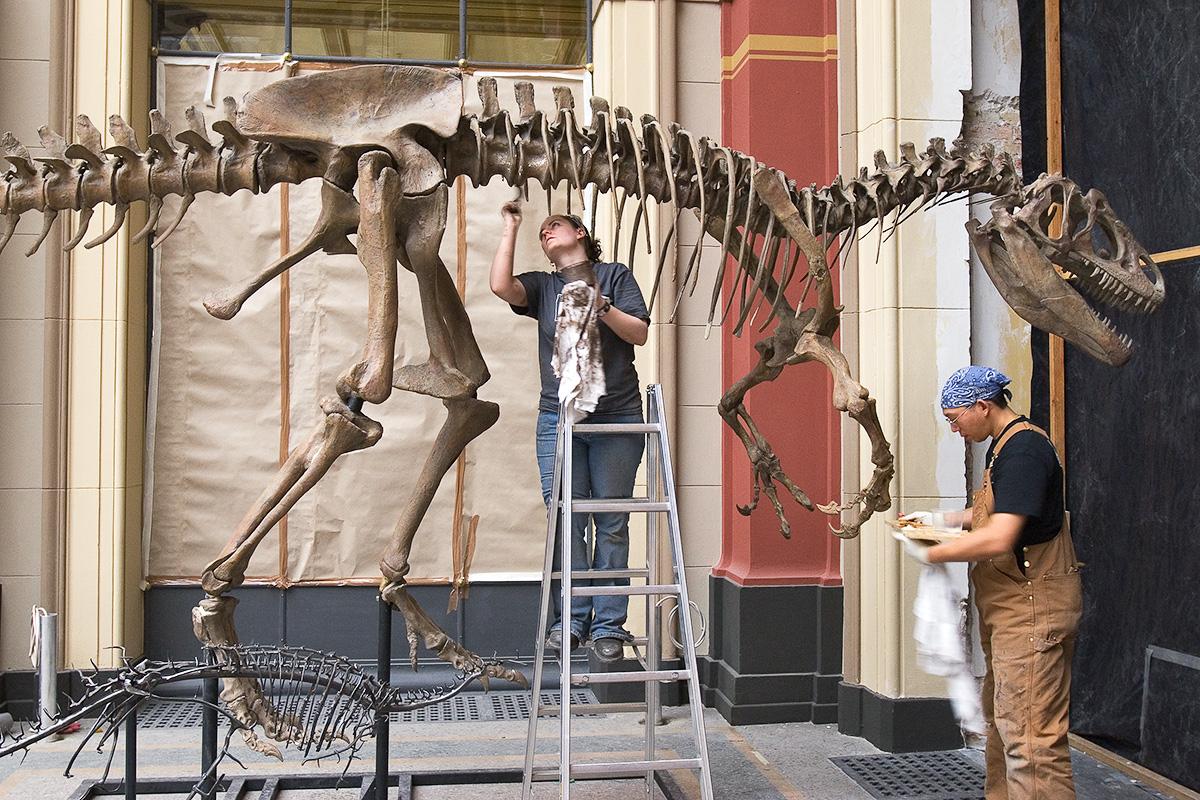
[551,280,606,423]
[913,562,986,735]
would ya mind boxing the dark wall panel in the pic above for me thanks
[1039,0,1200,764]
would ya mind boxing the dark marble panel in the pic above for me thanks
[1020,0,1200,764]
[1060,0,1200,253]
[1064,264,1200,750]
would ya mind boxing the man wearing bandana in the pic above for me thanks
[897,366,1082,799]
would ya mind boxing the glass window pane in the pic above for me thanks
[156,0,285,54]
[467,0,587,65]
[290,0,459,62]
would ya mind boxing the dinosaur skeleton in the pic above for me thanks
[1,64,1164,756]
[0,644,487,795]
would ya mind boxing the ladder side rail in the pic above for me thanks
[651,385,716,800]
[522,412,570,800]
[559,412,575,800]
[645,387,662,795]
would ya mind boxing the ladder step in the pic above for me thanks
[532,758,703,780]
[538,701,647,717]
[571,583,679,597]
[571,669,691,685]
[571,423,662,433]
[568,498,669,513]
[551,568,649,580]
[572,758,703,777]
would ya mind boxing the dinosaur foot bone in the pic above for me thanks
[191,596,302,760]
[380,581,528,690]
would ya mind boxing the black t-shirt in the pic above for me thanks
[985,416,1065,561]
[510,262,650,419]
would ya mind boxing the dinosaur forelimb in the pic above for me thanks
[203,178,360,320]
[380,582,527,689]
[201,396,383,595]
[192,597,302,760]
[717,318,815,539]
[794,331,894,538]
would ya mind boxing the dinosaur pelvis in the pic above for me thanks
[238,64,465,195]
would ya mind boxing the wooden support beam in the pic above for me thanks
[1045,0,1067,467]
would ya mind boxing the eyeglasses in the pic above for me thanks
[944,405,975,427]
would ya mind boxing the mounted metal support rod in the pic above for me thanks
[376,595,392,800]
[34,609,58,734]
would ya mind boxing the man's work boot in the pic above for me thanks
[593,638,624,663]
[547,629,579,652]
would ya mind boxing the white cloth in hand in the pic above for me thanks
[892,530,932,563]
[913,563,985,735]
[552,280,606,423]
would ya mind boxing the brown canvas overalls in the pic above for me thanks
[970,421,1083,799]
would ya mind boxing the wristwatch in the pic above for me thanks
[597,297,613,317]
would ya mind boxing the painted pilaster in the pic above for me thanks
[837,0,976,751]
[63,0,149,668]
[703,0,844,725]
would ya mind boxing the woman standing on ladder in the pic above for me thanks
[489,201,651,663]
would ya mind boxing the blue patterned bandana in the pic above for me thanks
[940,366,1011,409]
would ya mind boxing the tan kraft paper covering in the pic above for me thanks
[145,61,584,584]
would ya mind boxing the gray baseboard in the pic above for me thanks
[838,681,964,753]
[698,576,842,725]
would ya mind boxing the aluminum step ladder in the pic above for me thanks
[521,384,714,800]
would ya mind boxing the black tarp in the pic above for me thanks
[1018,0,1200,788]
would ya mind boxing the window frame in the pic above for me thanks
[151,0,595,70]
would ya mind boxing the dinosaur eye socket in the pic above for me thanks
[1089,221,1117,261]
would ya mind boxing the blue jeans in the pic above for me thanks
[536,409,645,642]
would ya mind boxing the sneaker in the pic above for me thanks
[546,629,579,652]
[592,637,624,663]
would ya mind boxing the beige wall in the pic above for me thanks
[593,0,724,654]
[0,0,56,671]
[839,0,975,698]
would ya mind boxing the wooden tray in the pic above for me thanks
[884,518,965,543]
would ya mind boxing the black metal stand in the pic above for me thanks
[69,590,693,799]
[375,594,392,800]
[123,709,136,800]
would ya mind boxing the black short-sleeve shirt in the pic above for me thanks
[510,262,650,419]
[986,417,1065,561]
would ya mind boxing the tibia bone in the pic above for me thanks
[378,396,499,583]
[201,396,383,595]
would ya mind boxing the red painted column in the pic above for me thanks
[713,0,841,588]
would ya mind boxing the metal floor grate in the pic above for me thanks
[831,751,984,800]
[135,690,600,729]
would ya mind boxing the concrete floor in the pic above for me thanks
[0,704,1174,799]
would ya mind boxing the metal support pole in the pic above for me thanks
[200,676,218,800]
[376,595,392,800]
[124,708,137,800]
[585,0,594,65]
[35,610,58,733]
[458,0,468,62]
